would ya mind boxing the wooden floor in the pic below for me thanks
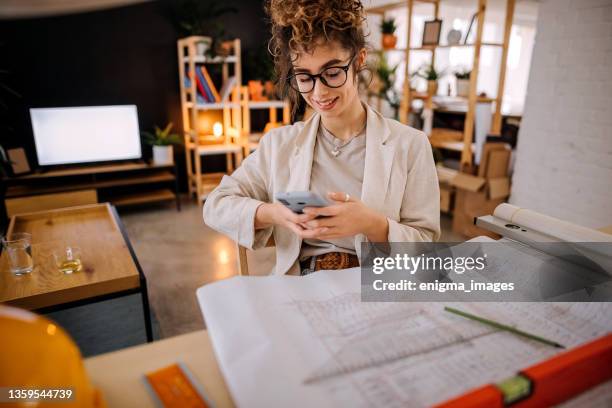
[119,198,462,338]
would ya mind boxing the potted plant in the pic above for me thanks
[454,68,471,98]
[413,64,445,95]
[169,0,237,57]
[369,53,400,119]
[195,38,213,56]
[141,123,182,165]
[380,18,398,49]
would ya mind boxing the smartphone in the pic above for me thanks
[275,191,330,214]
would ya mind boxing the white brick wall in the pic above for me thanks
[510,0,612,229]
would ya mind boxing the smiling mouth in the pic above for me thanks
[314,97,338,109]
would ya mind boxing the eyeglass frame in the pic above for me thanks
[287,54,357,93]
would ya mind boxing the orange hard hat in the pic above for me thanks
[0,305,106,408]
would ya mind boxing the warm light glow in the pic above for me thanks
[212,240,236,280]
[213,122,223,138]
[218,249,229,265]
[47,324,57,336]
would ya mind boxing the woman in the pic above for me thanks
[204,0,440,275]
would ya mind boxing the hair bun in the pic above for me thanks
[268,0,364,47]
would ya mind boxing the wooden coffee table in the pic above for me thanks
[0,203,153,341]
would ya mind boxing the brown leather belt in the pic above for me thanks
[301,252,360,272]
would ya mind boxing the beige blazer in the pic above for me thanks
[203,103,440,275]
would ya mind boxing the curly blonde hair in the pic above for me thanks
[266,0,367,116]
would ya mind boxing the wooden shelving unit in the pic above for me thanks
[198,172,227,197]
[367,0,515,170]
[3,162,181,216]
[7,170,175,197]
[239,87,290,155]
[177,36,244,201]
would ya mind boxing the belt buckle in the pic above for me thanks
[300,257,316,276]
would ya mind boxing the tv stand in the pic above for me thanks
[35,159,147,174]
[3,162,180,217]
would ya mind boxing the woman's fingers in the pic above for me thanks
[286,222,304,235]
[297,227,328,239]
[302,216,335,229]
[280,202,347,238]
[286,219,327,239]
[314,231,343,239]
[302,192,355,217]
[306,227,342,240]
[287,219,344,239]
[283,212,315,225]
[302,205,340,217]
[327,191,357,203]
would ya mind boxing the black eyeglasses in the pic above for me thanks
[287,54,356,93]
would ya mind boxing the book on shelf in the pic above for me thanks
[185,67,237,105]
[191,69,211,103]
[195,67,215,103]
[200,66,221,102]
[219,76,237,102]
[184,75,207,104]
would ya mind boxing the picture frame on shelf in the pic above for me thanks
[7,147,31,176]
[422,19,442,46]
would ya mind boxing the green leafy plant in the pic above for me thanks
[375,55,398,94]
[412,64,446,81]
[380,18,397,35]
[171,0,237,37]
[372,54,400,118]
[141,123,183,146]
[454,68,471,80]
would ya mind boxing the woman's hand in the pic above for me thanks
[301,192,389,242]
[255,202,325,237]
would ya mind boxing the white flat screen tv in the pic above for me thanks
[30,105,142,166]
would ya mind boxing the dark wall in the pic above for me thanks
[0,0,270,186]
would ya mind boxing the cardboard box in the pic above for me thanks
[452,190,504,239]
[450,143,512,239]
[437,165,457,213]
[478,143,511,178]
[435,142,512,238]
[440,185,453,213]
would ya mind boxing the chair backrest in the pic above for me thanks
[236,235,275,276]
[237,244,249,276]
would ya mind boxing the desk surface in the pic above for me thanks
[0,204,140,309]
[85,329,234,408]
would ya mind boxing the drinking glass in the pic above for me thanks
[53,246,83,274]
[2,232,34,275]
